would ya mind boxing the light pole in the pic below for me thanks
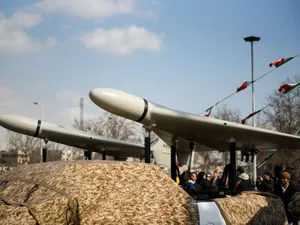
[33,101,43,163]
[244,35,260,187]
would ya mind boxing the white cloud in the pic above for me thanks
[46,37,57,48]
[0,12,56,54]
[35,0,153,19]
[0,79,19,109]
[9,12,43,28]
[81,25,163,54]
[61,24,72,29]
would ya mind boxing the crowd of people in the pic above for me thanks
[257,166,300,224]
[179,165,300,225]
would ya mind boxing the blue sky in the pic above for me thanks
[0,0,300,148]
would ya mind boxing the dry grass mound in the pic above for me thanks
[215,191,288,225]
[0,160,199,225]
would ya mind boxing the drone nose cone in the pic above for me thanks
[0,115,38,136]
[89,88,147,122]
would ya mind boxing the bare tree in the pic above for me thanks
[261,76,300,175]
[73,112,141,160]
[213,104,241,123]
[199,151,212,172]
[211,104,242,165]
[6,131,70,163]
[264,76,300,134]
[46,142,68,162]
[6,131,39,164]
[74,112,140,142]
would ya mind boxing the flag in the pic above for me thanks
[237,81,252,92]
[278,82,300,94]
[205,106,214,117]
[241,107,267,124]
[269,57,294,68]
[256,152,275,169]
[295,130,300,136]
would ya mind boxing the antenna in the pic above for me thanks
[80,97,84,131]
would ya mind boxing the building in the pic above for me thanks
[0,150,29,167]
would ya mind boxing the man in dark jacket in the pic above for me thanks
[236,167,253,193]
[257,172,274,192]
[284,167,300,191]
[273,171,297,224]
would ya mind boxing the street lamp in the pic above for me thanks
[244,35,260,187]
[33,101,43,163]
[244,36,260,127]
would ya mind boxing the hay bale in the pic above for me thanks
[215,191,288,225]
[289,192,300,221]
[0,160,199,225]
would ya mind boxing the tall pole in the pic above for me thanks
[251,41,255,127]
[41,104,43,162]
[34,102,43,163]
[244,36,260,187]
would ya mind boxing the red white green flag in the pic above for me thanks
[256,152,275,169]
[241,107,267,124]
[237,81,252,92]
[269,57,294,68]
[278,82,300,94]
[204,105,214,117]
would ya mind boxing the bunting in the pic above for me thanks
[200,51,300,117]
[256,152,275,169]
[237,81,252,92]
[204,106,214,117]
[241,107,267,124]
[269,57,294,68]
[278,82,300,94]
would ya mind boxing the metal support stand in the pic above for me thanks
[171,144,177,182]
[42,148,47,162]
[84,151,92,160]
[188,142,195,172]
[42,139,48,163]
[102,151,106,160]
[144,131,151,164]
[228,137,237,192]
[251,149,259,188]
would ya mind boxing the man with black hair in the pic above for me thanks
[236,167,253,193]
[256,172,274,192]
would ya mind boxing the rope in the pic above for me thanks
[23,184,39,203]
[0,178,79,225]
[0,199,40,225]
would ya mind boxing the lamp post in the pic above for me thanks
[244,35,260,187]
[33,101,43,163]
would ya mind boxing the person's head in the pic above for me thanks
[263,172,271,180]
[213,170,218,178]
[197,171,206,181]
[183,172,191,182]
[281,171,291,187]
[236,167,244,176]
[191,172,197,182]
